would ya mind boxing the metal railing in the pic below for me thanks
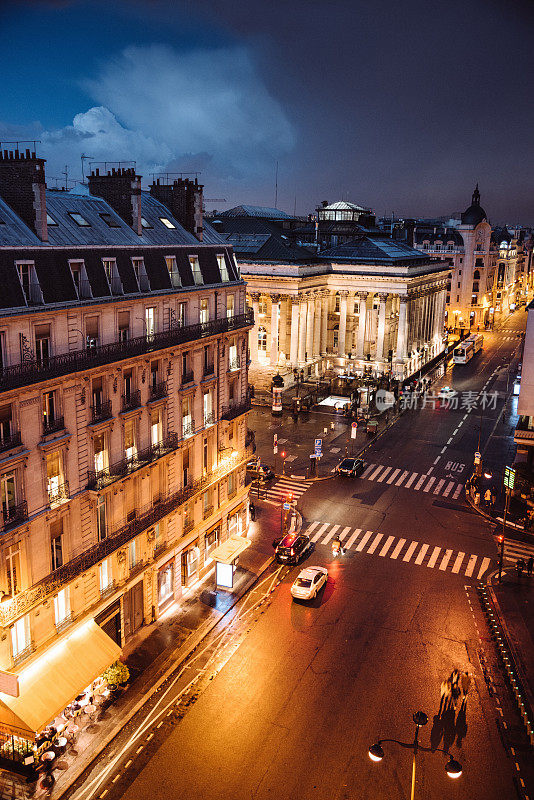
[55,614,73,634]
[48,480,70,506]
[149,381,167,401]
[228,357,241,371]
[182,419,194,438]
[12,643,34,667]
[0,310,254,393]
[203,505,214,520]
[2,500,28,532]
[43,415,64,436]
[91,400,112,424]
[203,411,215,427]
[100,581,116,600]
[129,560,145,579]
[220,398,251,421]
[181,370,195,386]
[87,432,180,490]
[183,519,195,534]
[121,390,141,412]
[0,431,22,454]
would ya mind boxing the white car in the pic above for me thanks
[290,567,328,601]
[438,386,454,400]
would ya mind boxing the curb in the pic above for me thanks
[477,575,534,747]
[53,552,275,799]
[465,489,533,535]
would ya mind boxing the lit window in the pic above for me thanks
[100,558,112,593]
[11,615,29,659]
[68,212,90,227]
[217,254,229,282]
[141,217,153,229]
[160,217,176,229]
[99,213,121,228]
[189,256,203,286]
[54,587,70,626]
[46,214,58,226]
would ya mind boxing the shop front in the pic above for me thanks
[228,504,248,538]
[157,559,175,611]
[181,542,199,587]
[95,599,122,646]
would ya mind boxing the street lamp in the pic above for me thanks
[368,710,462,800]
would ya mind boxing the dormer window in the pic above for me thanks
[16,261,43,305]
[68,212,90,227]
[160,217,176,229]
[422,241,429,250]
[99,213,121,228]
[217,254,229,282]
[141,217,153,229]
[46,214,58,226]
[102,258,123,295]
[165,256,181,288]
[189,256,203,286]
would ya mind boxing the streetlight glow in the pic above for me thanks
[368,743,384,762]
[445,758,462,779]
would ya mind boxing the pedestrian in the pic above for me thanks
[439,679,450,715]
[249,501,256,522]
[491,487,497,506]
[527,555,533,577]
[449,669,460,704]
[517,558,525,580]
[484,488,492,507]
[474,491,481,506]
[460,671,471,706]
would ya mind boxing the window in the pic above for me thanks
[151,407,162,447]
[11,615,29,659]
[85,316,99,349]
[151,360,159,390]
[124,419,136,461]
[447,242,454,252]
[5,544,20,596]
[165,256,181,288]
[217,254,229,282]
[118,310,130,342]
[258,326,267,352]
[100,558,112,593]
[203,390,213,426]
[43,390,57,429]
[354,300,360,314]
[99,213,121,228]
[200,298,209,324]
[92,377,103,412]
[334,293,340,312]
[228,338,239,370]
[94,433,107,473]
[228,470,236,496]
[1,473,17,523]
[54,587,70,627]
[226,294,234,319]
[160,217,176,229]
[203,488,212,515]
[103,259,122,294]
[182,397,193,438]
[68,212,90,227]
[422,241,429,250]
[132,257,149,291]
[0,405,12,445]
[35,323,50,364]
[178,302,187,327]
[182,448,190,487]
[46,450,64,502]
[69,261,81,293]
[141,217,152,229]
[103,259,114,284]
[258,296,267,315]
[50,519,63,571]
[435,242,442,252]
[145,307,156,339]
[333,325,339,349]
[97,495,107,540]
[46,214,58,226]
[189,256,203,286]
[128,540,137,569]
[17,262,42,304]
[473,269,481,280]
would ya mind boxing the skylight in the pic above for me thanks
[68,212,90,227]
[141,217,153,229]
[46,214,58,226]
[99,213,121,228]
[159,217,176,229]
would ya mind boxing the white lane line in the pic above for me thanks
[440,446,447,454]
[391,538,406,559]
[405,472,418,488]
[423,477,436,493]
[367,533,384,554]
[433,479,445,495]
[112,776,120,785]
[305,521,320,535]
[439,549,453,571]
[452,429,459,435]
[361,464,375,479]
[379,535,395,557]
[136,746,143,754]
[433,456,441,465]
[464,554,477,577]
[339,526,351,541]
[427,467,434,476]
[477,557,491,580]
[447,437,453,444]
[414,475,426,490]
[312,523,330,543]
[368,465,385,481]
[387,468,400,484]
[451,552,465,573]
[124,759,132,769]
[323,524,339,544]
[427,546,441,568]
[403,541,418,561]
[356,531,373,551]
[396,470,409,486]
[377,467,392,483]
[443,481,455,497]
[415,543,429,564]
[453,484,463,499]
[345,528,362,548]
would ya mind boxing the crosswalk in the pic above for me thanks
[254,477,313,505]
[350,463,464,500]
[501,335,521,341]
[305,521,493,580]
[502,537,534,566]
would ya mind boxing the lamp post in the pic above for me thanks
[368,711,462,800]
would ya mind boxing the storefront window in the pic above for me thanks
[158,560,174,606]
[205,529,219,562]
[11,615,29,659]
[185,547,198,578]
[54,587,70,627]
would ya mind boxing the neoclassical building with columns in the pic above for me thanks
[243,237,449,384]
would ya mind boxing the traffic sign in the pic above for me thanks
[504,465,515,490]
[474,451,481,465]
[351,422,357,439]
[283,502,290,510]
[314,438,322,456]
[274,434,278,446]
[273,445,278,454]
[351,422,358,428]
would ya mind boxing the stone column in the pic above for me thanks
[305,295,315,360]
[320,292,329,354]
[290,297,300,366]
[395,294,409,362]
[338,290,349,357]
[270,294,280,366]
[355,292,368,358]
[313,292,322,357]
[298,297,307,364]
[376,292,388,360]
[249,292,260,363]
[279,296,288,360]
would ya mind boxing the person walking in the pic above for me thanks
[484,488,492,507]
[249,501,256,522]
[439,679,450,715]
[460,671,471,707]
[450,669,460,706]
[527,555,533,578]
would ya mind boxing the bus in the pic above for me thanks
[453,333,483,364]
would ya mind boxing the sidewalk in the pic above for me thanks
[13,511,277,800]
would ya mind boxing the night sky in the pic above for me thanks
[1,0,533,223]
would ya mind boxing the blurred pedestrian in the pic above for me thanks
[484,488,492,507]
[527,555,533,577]
[249,501,256,521]
[460,671,471,707]
[517,558,526,580]
[439,679,450,715]
[450,669,460,704]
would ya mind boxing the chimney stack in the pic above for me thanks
[0,148,48,241]
[149,177,204,241]
[88,166,142,235]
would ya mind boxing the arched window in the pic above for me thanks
[473,269,480,280]
[258,326,267,352]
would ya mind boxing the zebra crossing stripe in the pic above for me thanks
[415,544,429,564]
[464,554,477,577]
[443,481,455,497]
[451,552,465,573]
[305,522,319,535]
[367,533,384,554]
[405,472,418,488]
[439,549,453,571]
[345,528,362,548]
[391,538,406,559]
[423,477,436,493]
[339,526,352,541]
[323,525,339,545]
[453,484,463,500]
[312,523,329,543]
[403,541,418,561]
[414,476,426,491]
[379,535,395,557]
[369,465,384,481]
[477,557,491,579]
[396,470,410,486]
[362,464,375,479]
[427,546,441,568]
[356,531,373,551]
[377,467,392,483]
[434,479,445,495]
[387,469,401,484]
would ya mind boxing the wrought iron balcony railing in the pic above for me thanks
[100,581,117,600]
[182,419,195,438]
[48,480,70,507]
[203,505,214,520]
[43,415,65,436]
[183,519,195,534]
[2,500,28,532]
[121,390,141,412]
[203,411,215,427]
[0,310,254,393]
[87,432,180,490]
[149,381,167,401]
[91,400,113,424]
[0,430,22,454]
[228,357,241,371]
[220,398,252,421]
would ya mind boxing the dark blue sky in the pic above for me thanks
[1,0,533,223]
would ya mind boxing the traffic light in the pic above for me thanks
[287,493,293,502]
[497,535,504,544]
[281,451,286,458]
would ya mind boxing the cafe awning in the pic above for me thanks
[0,619,121,737]
[209,535,251,564]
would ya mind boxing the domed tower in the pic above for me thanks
[460,184,487,227]
[456,185,492,330]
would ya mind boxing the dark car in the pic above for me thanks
[247,462,275,481]
[274,532,312,565]
[336,457,365,477]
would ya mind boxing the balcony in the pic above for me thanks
[91,400,113,424]
[203,505,214,520]
[514,415,534,446]
[121,390,141,413]
[48,480,70,507]
[100,581,117,600]
[149,381,167,401]
[43,415,65,436]
[129,560,146,579]
[12,643,34,667]
[203,411,215,428]
[221,398,252,421]
[2,500,28,532]
[181,370,195,386]
[87,432,180,490]
[228,357,241,372]
[182,419,195,438]
[203,363,215,379]
[183,519,195,534]
[55,613,73,634]
[0,431,22,454]
[0,311,254,394]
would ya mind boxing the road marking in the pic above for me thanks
[146,733,153,741]
[405,472,418,488]
[433,479,445,494]
[396,470,409,486]
[100,792,108,799]
[356,531,373,551]
[368,465,384,481]
[423,477,436,492]
[439,549,453,571]
[379,535,395,557]
[361,464,375,479]
[124,759,132,769]
[387,468,401,484]
[345,528,362,548]
[156,721,163,729]
[447,437,453,444]
[477,557,491,579]
[440,446,447,454]
[112,775,120,784]
[415,543,429,564]
[323,524,339,544]
[339,526,352,541]
[367,533,384,554]
[433,456,440,465]
[443,480,455,497]
[391,538,406,559]
[312,523,330,542]
[427,546,441,568]
[414,475,426,490]
[403,541,418,561]
[305,521,319,535]
[136,745,144,754]
[451,552,465,573]
[452,484,462,499]
[377,467,392,483]
[464,554,477,577]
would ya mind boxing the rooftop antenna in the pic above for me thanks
[62,165,69,190]
[81,154,93,185]
[274,160,279,209]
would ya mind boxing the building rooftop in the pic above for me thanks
[217,205,295,220]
